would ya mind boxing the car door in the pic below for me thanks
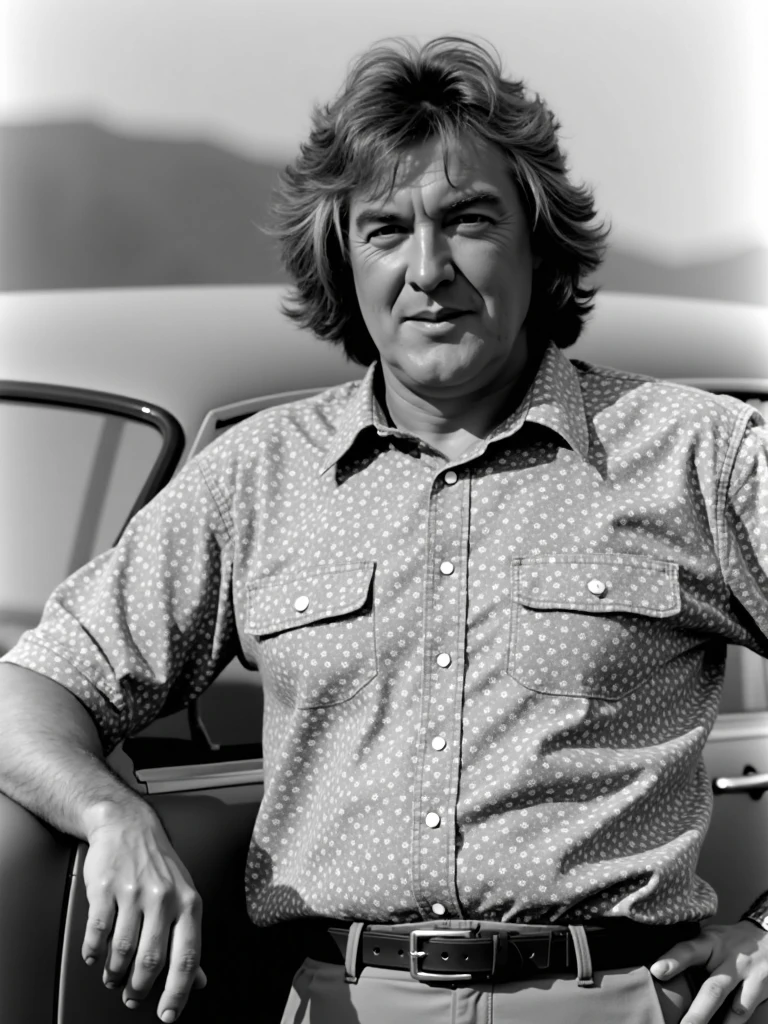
[0,382,189,1024]
[53,392,325,1024]
[699,645,768,1023]
[55,765,301,1024]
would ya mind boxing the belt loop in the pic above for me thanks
[567,925,595,987]
[344,921,365,984]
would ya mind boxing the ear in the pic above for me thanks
[532,253,543,270]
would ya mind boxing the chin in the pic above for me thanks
[407,358,488,393]
[406,337,480,374]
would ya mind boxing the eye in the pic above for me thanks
[452,213,493,228]
[367,224,406,242]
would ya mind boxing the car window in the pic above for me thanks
[0,399,164,654]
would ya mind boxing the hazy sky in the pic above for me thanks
[2,0,766,258]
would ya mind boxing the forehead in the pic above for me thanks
[349,134,515,208]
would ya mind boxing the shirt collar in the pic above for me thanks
[320,363,386,474]
[497,341,590,460]
[319,342,589,475]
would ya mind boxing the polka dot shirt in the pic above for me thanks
[4,343,768,928]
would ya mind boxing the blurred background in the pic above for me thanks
[0,0,766,305]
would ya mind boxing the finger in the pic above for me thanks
[722,971,768,1024]
[82,890,117,966]
[156,898,204,1023]
[103,908,142,988]
[122,914,171,1006]
[651,935,716,980]
[680,970,739,1024]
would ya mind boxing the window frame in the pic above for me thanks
[0,380,185,541]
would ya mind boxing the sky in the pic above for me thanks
[2,0,766,260]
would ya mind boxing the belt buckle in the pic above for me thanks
[511,929,553,971]
[409,928,475,983]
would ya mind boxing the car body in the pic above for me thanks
[1,285,767,1023]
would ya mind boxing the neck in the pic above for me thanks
[378,350,543,461]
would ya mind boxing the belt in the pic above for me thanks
[305,919,700,985]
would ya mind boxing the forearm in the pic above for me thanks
[0,664,155,840]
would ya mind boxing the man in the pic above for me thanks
[1,36,767,1024]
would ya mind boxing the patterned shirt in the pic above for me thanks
[4,342,768,927]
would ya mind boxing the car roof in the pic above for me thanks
[0,286,359,445]
[2,286,767,454]
[574,292,768,386]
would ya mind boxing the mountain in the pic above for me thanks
[0,120,765,305]
[0,121,289,289]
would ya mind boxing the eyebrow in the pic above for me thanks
[353,190,504,234]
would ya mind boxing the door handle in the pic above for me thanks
[712,765,768,800]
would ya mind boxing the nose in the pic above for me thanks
[405,225,455,291]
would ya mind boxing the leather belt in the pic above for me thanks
[305,920,700,984]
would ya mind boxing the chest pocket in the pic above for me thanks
[246,561,377,709]
[508,554,680,700]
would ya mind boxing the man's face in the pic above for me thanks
[347,134,539,399]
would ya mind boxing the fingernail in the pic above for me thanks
[84,956,95,966]
[104,981,118,990]
[161,1011,177,1023]
[125,999,139,1010]
[653,961,671,977]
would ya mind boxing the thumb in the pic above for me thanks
[650,934,714,980]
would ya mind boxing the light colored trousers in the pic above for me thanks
[280,957,694,1024]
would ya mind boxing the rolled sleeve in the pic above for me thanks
[722,411,768,648]
[1,455,235,754]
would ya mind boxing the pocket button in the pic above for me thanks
[587,578,607,597]
[293,595,310,612]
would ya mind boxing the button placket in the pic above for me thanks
[410,466,469,919]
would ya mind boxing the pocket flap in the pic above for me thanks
[513,554,680,617]
[247,561,375,635]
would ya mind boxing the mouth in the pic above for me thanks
[404,310,471,323]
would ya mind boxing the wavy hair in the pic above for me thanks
[271,37,609,365]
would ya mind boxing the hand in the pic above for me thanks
[81,806,207,1022]
[650,920,768,1023]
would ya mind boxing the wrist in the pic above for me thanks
[740,891,768,933]
[81,795,156,841]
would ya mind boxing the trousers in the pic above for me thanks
[280,957,695,1023]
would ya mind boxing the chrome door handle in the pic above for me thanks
[712,766,768,800]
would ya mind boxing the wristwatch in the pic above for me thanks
[741,891,768,932]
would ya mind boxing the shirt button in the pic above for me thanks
[431,736,447,751]
[431,903,447,916]
[587,578,607,597]
[436,652,452,668]
[293,595,310,612]
[443,470,458,485]
[439,561,455,576]
[425,812,441,829]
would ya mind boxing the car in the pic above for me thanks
[1,285,767,1023]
